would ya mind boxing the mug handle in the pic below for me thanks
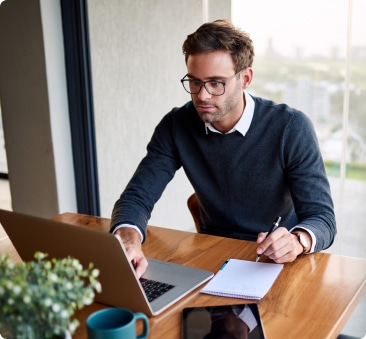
[134,312,149,339]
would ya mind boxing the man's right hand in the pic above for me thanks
[115,227,148,278]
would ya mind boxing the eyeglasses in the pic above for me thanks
[180,70,242,96]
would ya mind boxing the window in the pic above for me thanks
[232,0,366,258]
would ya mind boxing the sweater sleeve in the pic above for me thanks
[282,111,336,251]
[110,112,181,240]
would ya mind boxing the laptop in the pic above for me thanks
[0,209,213,316]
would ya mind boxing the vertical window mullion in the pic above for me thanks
[337,0,353,254]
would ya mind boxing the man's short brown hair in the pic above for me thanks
[182,19,255,72]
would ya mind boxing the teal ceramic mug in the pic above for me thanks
[87,308,149,339]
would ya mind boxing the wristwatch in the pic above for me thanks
[292,231,309,254]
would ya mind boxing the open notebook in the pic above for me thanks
[201,259,283,300]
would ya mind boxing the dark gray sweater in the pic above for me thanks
[111,96,336,252]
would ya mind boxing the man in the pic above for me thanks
[110,20,336,278]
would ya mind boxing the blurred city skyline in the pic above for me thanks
[232,0,365,58]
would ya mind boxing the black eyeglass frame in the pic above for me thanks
[180,69,243,96]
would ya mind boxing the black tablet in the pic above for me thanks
[182,304,266,339]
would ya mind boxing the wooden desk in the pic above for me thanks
[1,213,366,339]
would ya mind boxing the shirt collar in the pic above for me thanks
[205,90,255,136]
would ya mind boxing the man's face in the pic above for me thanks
[186,51,250,132]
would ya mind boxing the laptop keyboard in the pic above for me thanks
[139,278,175,302]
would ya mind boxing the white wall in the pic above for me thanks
[88,0,231,231]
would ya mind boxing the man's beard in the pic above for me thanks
[195,102,227,123]
[194,97,238,123]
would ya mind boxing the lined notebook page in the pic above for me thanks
[201,259,283,300]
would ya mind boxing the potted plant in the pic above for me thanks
[0,252,101,339]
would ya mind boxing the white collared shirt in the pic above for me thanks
[205,90,255,136]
